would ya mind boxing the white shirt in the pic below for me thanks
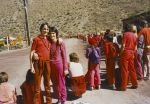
[69,62,84,77]
[113,36,118,44]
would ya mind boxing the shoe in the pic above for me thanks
[56,100,61,104]
[61,101,65,104]
[88,86,94,91]
[95,85,101,90]
[116,87,126,91]
[130,86,138,89]
[109,84,115,90]
[143,77,149,81]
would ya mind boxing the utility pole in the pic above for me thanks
[23,0,30,46]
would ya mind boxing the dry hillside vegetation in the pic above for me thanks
[0,0,150,37]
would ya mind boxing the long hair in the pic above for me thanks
[26,69,34,83]
[49,26,59,38]
[48,26,59,45]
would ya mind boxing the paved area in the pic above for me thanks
[0,38,150,104]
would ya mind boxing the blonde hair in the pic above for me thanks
[69,52,79,63]
[132,25,137,37]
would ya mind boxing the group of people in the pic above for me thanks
[0,23,86,104]
[0,20,150,104]
[85,19,150,91]
[21,22,86,104]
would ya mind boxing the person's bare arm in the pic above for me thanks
[120,43,125,56]
[30,50,39,73]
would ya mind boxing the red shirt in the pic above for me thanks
[139,27,150,46]
[20,82,43,104]
[139,27,150,54]
[20,82,34,104]
[104,41,117,59]
[122,32,137,50]
[31,35,51,60]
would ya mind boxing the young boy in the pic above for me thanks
[68,52,86,97]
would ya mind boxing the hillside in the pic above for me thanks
[0,0,150,37]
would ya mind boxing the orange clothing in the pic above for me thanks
[104,42,118,59]
[20,81,43,104]
[138,27,150,54]
[120,32,138,90]
[31,34,51,104]
[120,50,138,90]
[70,76,86,97]
[31,35,51,60]
[104,41,118,85]
[33,60,51,104]
[122,32,137,50]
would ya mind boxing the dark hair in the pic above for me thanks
[106,29,110,33]
[123,23,133,32]
[0,73,2,83]
[139,20,148,27]
[0,72,8,83]
[49,26,59,38]
[39,22,49,32]
[26,69,34,83]
[69,52,79,63]
[106,34,113,42]
[117,35,122,45]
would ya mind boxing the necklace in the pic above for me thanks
[39,36,50,51]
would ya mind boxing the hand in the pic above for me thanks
[58,38,63,44]
[31,67,35,73]
[33,52,39,61]
[64,70,69,76]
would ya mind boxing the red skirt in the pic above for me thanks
[70,75,86,97]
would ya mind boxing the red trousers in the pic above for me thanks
[33,60,51,104]
[70,76,86,97]
[106,58,116,86]
[120,50,138,90]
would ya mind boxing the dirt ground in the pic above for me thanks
[0,38,150,104]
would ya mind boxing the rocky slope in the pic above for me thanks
[0,0,150,37]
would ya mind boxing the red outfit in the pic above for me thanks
[104,41,118,86]
[20,82,43,104]
[139,28,150,54]
[120,32,138,90]
[70,76,86,97]
[31,35,51,104]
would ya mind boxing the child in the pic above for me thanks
[0,72,17,104]
[85,38,101,90]
[68,52,86,97]
[103,35,118,89]
[20,69,43,104]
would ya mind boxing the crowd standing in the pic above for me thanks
[0,19,150,104]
